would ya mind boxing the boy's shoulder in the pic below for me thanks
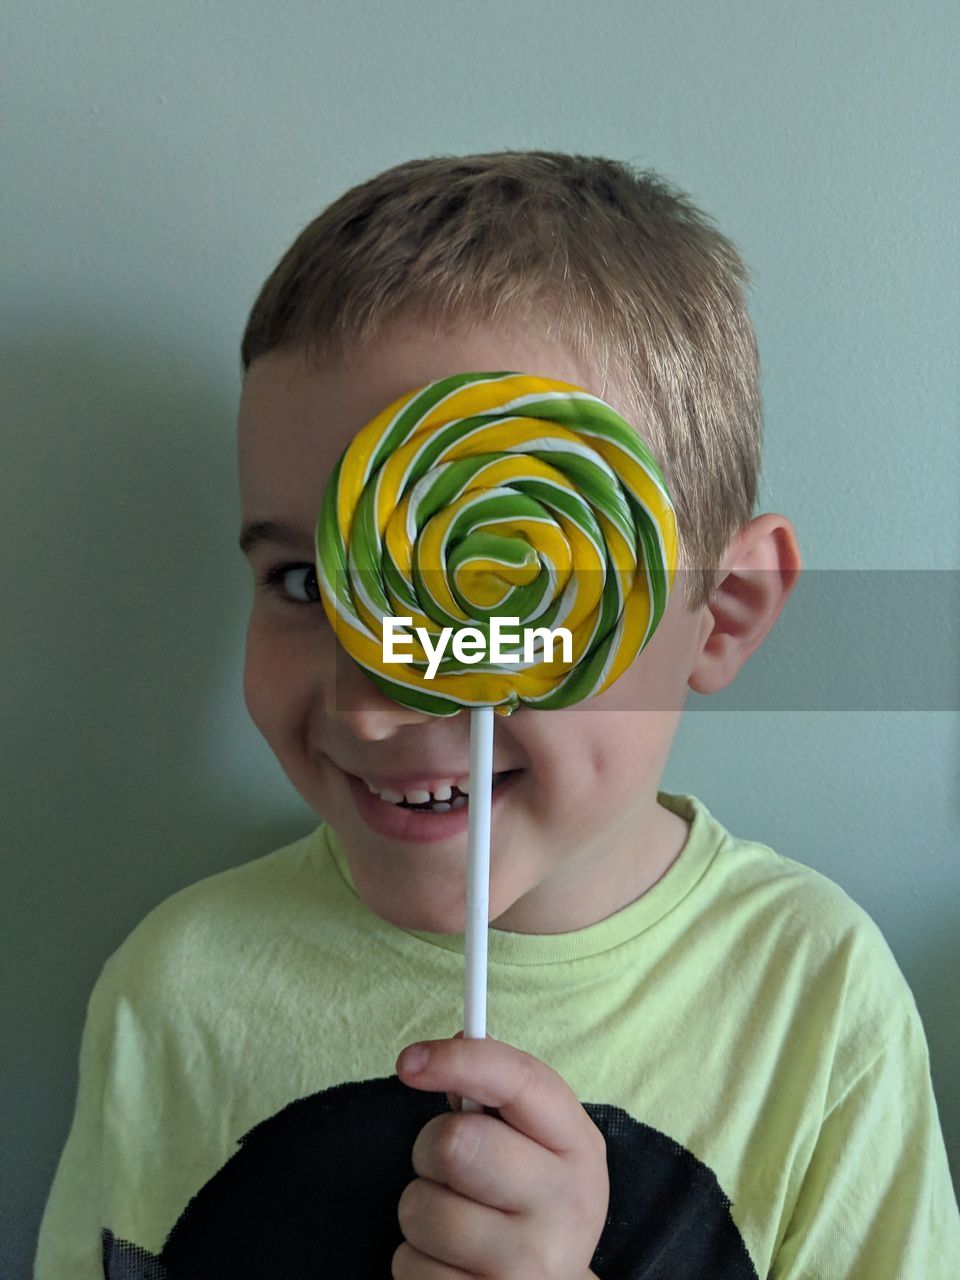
[686,792,922,1058]
[689,792,891,936]
[91,823,331,1011]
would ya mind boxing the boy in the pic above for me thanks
[36,152,960,1278]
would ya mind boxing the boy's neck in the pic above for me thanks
[492,799,691,935]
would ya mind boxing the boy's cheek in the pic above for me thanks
[242,625,297,729]
[242,621,271,701]
[548,713,672,808]
[242,664,280,746]
[243,621,336,745]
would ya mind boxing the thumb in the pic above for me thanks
[445,1029,499,1114]
[447,1029,465,1110]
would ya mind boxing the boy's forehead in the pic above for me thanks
[236,325,615,539]
[238,350,364,464]
[237,349,366,529]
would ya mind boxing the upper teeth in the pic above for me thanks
[364,779,460,805]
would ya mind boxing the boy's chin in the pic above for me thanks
[358,868,522,936]
[345,860,464,934]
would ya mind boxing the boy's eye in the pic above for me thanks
[258,562,321,605]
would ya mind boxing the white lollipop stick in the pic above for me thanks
[462,703,493,1114]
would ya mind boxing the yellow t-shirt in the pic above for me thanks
[35,792,960,1278]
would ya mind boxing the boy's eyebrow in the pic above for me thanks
[239,519,314,557]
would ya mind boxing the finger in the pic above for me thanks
[391,1240,479,1279]
[412,1110,561,1214]
[397,1036,594,1156]
[445,1032,463,1113]
[448,1039,500,1116]
[397,1176,515,1277]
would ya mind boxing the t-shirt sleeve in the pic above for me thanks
[33,966,111,1280]
[771,961,960,1278]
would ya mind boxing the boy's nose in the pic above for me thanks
[326,657,439,740]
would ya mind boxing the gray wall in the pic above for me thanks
[4,2,957,1274]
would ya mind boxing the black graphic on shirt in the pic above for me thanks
[102,1075,758,1279]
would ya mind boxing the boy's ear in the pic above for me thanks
[688,514,802,696]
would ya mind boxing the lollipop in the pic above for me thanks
[316,371,677,714]
[314,371,678,1108]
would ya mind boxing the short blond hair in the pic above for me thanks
[241,151,763,612]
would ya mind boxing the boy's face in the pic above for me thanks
[238,321,713,935]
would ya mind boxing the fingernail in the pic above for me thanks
[400,1044,429,1074]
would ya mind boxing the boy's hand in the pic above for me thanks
[394,1032,608,1279]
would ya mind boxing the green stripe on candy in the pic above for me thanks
[505,479,607,559]
[367,372,489,475]
[528,450,634,545]
[447,534,553,629]
[362,664,483,717]
[629,492,670,634]
[315,456,351,610]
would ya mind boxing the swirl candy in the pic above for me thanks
[314,372,678,717]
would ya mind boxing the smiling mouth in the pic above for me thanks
[352,769,522,813]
